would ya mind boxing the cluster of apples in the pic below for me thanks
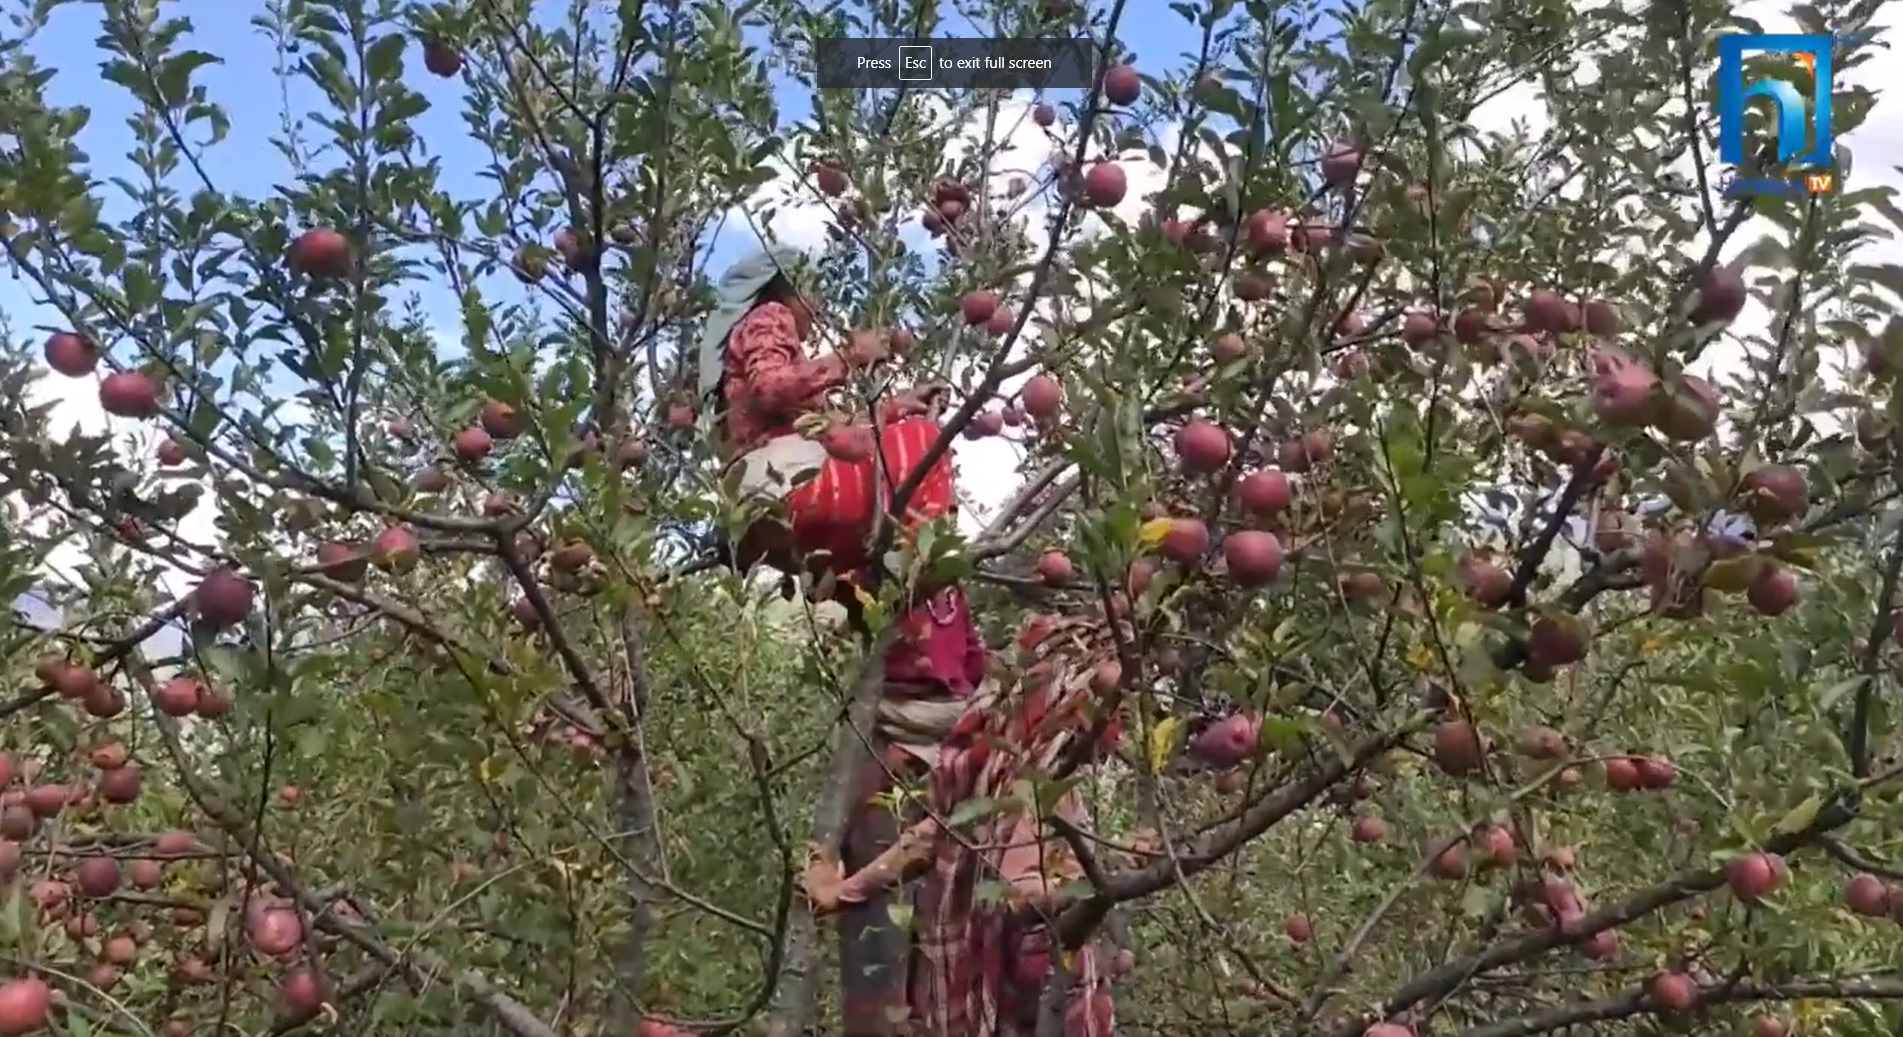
[0,732,331,1037]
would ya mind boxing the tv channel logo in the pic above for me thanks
[1716,34,1835,196]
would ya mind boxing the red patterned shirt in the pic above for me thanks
[718,301,847,455]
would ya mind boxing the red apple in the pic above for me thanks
[1236,470,1291,516]
[372,524,420,571]
[152,676,202,717]
[1020,374,1063,419]
[1101,63,1140,105]
[1082,162,1127,207]
[288,227,351,278]
[1174,419,1231,474]
[194,568,255,629]
[422,39,462,77]
[1035,550,1072,585]
[1222,530,1284,586]
[43,331,98,376]
[1188,714,1259,767]
[0,976,51,1036]
[1319,139,1361,187]
[1159,518,1209,563]
[960,291,998,326]
[99,371,159,418]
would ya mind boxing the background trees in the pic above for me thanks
[2,0,1903,1035]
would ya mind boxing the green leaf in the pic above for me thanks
[157,50,221,108]
[365,33,407,84]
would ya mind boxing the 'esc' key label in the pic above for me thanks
[897,45,934,82]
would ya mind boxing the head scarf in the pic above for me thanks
[695,244,814,408]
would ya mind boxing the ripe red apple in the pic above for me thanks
[480,399,521,438]
[152,675,202,717]
[0,976,51,1036]
[1514,726,1568,760]
[74,856,120,897]
[1522,289,1575,334]
[372,524,420,571]
[666,402,696,428]
[1602,756,1642,792]
[1637,754,1677,788]
[1210,333,1249,363]
[1749,1014,1788,1037]
[1020,374,1063,419]
[1689,266,1747,326]
[1350,815,1386,843]
[1725,850,1784,903]
[278,784,300,806]
[1035,550,1073,586]
[99,370,160,418]
[316,541,368,582]
[1647,971,1697,1011]
[960,290,998,326]
[0,809,34,841]
[1188,714,1259,767]
[23,785,63,818]
[812,162,848,197]
[1174,419,1231,474]
[1244,210,1288,254]
[1277,430,1331,473]
[277,967,329,1018]
[983,308,1014,336]
[1082,162,1127,207]
[1653,374,1721,441]
[1426,839,1467,879]
[1222,530,1284,586]
[1032,102,1056,127]
[1583,299,1623,337]
[1745,564,1797,616]
[104,935,137,965]
[155,830,197,856]
[422,39,462,77]
[1526,614,1588,667]
[43,330,98,377]
[1400,311,1438,345]
[1101,63,1140,105]
[288,227,351,278]
[1431,720,1484,776]
[155,437,187,466]
[194,568,255,629]
[453,426,492,461]
[97,765,140,805]
[1236,470,1291,517]
[1319,139,1361,187]
[54,663,96,699]
[1589,352,1658,427]
[1283,912,1312,944]
[1739,464,1808,525]
[1845,872,1891,916]
[1456,556,1513,609]
[1159,518,1209,563]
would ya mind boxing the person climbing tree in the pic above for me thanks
[803,610,1127,1037]
[695,244,993,1035]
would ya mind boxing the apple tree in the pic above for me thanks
[3,0,1903,1035]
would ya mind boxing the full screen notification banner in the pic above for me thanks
[815,37,1095,90]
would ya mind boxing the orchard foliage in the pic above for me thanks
[2,0,1903,1035]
